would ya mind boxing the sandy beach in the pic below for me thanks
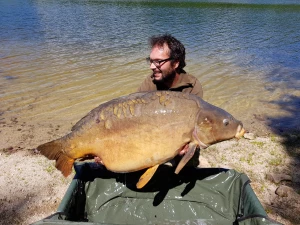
[0,108,299,225]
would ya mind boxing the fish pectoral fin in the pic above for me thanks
[136,164,159,189]
[174,142,197,174]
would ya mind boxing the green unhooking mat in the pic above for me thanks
[32,163,282,225]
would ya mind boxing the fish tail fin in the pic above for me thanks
[37,140,74,177]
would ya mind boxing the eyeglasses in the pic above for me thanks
[146,57,172,67]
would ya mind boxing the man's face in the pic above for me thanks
[149,44,178,83]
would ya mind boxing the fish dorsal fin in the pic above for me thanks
[136,164,159,189]
[174,142,197,174]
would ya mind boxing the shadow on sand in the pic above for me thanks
[263,84,300,224]
[267,94,300,157]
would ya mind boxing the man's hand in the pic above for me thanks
[94,156,104,165]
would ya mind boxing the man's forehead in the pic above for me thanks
[152,43,170,55]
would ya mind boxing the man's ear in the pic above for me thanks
[173,60,180,69]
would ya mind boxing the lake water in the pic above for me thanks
[1,0,300,134]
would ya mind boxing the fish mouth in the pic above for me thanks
[235,124,245,138]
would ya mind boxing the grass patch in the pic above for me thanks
[240,152,255,165]
[265,208,273,214]
[270,150,276,156]
[251,141,265,148]
[269,134,278,142]
[45,165,56,174]
[269,157,283,166]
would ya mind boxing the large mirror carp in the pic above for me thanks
[38,91,245,188]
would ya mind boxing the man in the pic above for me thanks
[138,34,203,166]
[138,34,203,98]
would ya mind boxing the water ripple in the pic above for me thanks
[0,0,299,133]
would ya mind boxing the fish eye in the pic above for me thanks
[223,119,229,126]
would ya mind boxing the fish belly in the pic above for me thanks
[94,120,194,172]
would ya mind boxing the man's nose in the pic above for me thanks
[150,62,157,70]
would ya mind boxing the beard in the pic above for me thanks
[152,69,176,85]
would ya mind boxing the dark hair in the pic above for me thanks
[149,34,186,73]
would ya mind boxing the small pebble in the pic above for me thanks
[33,148,40,154]
[266,173,292,184]
[243,132,256,140]
[275,185,293,197]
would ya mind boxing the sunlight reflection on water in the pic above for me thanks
[1,0,299,133]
